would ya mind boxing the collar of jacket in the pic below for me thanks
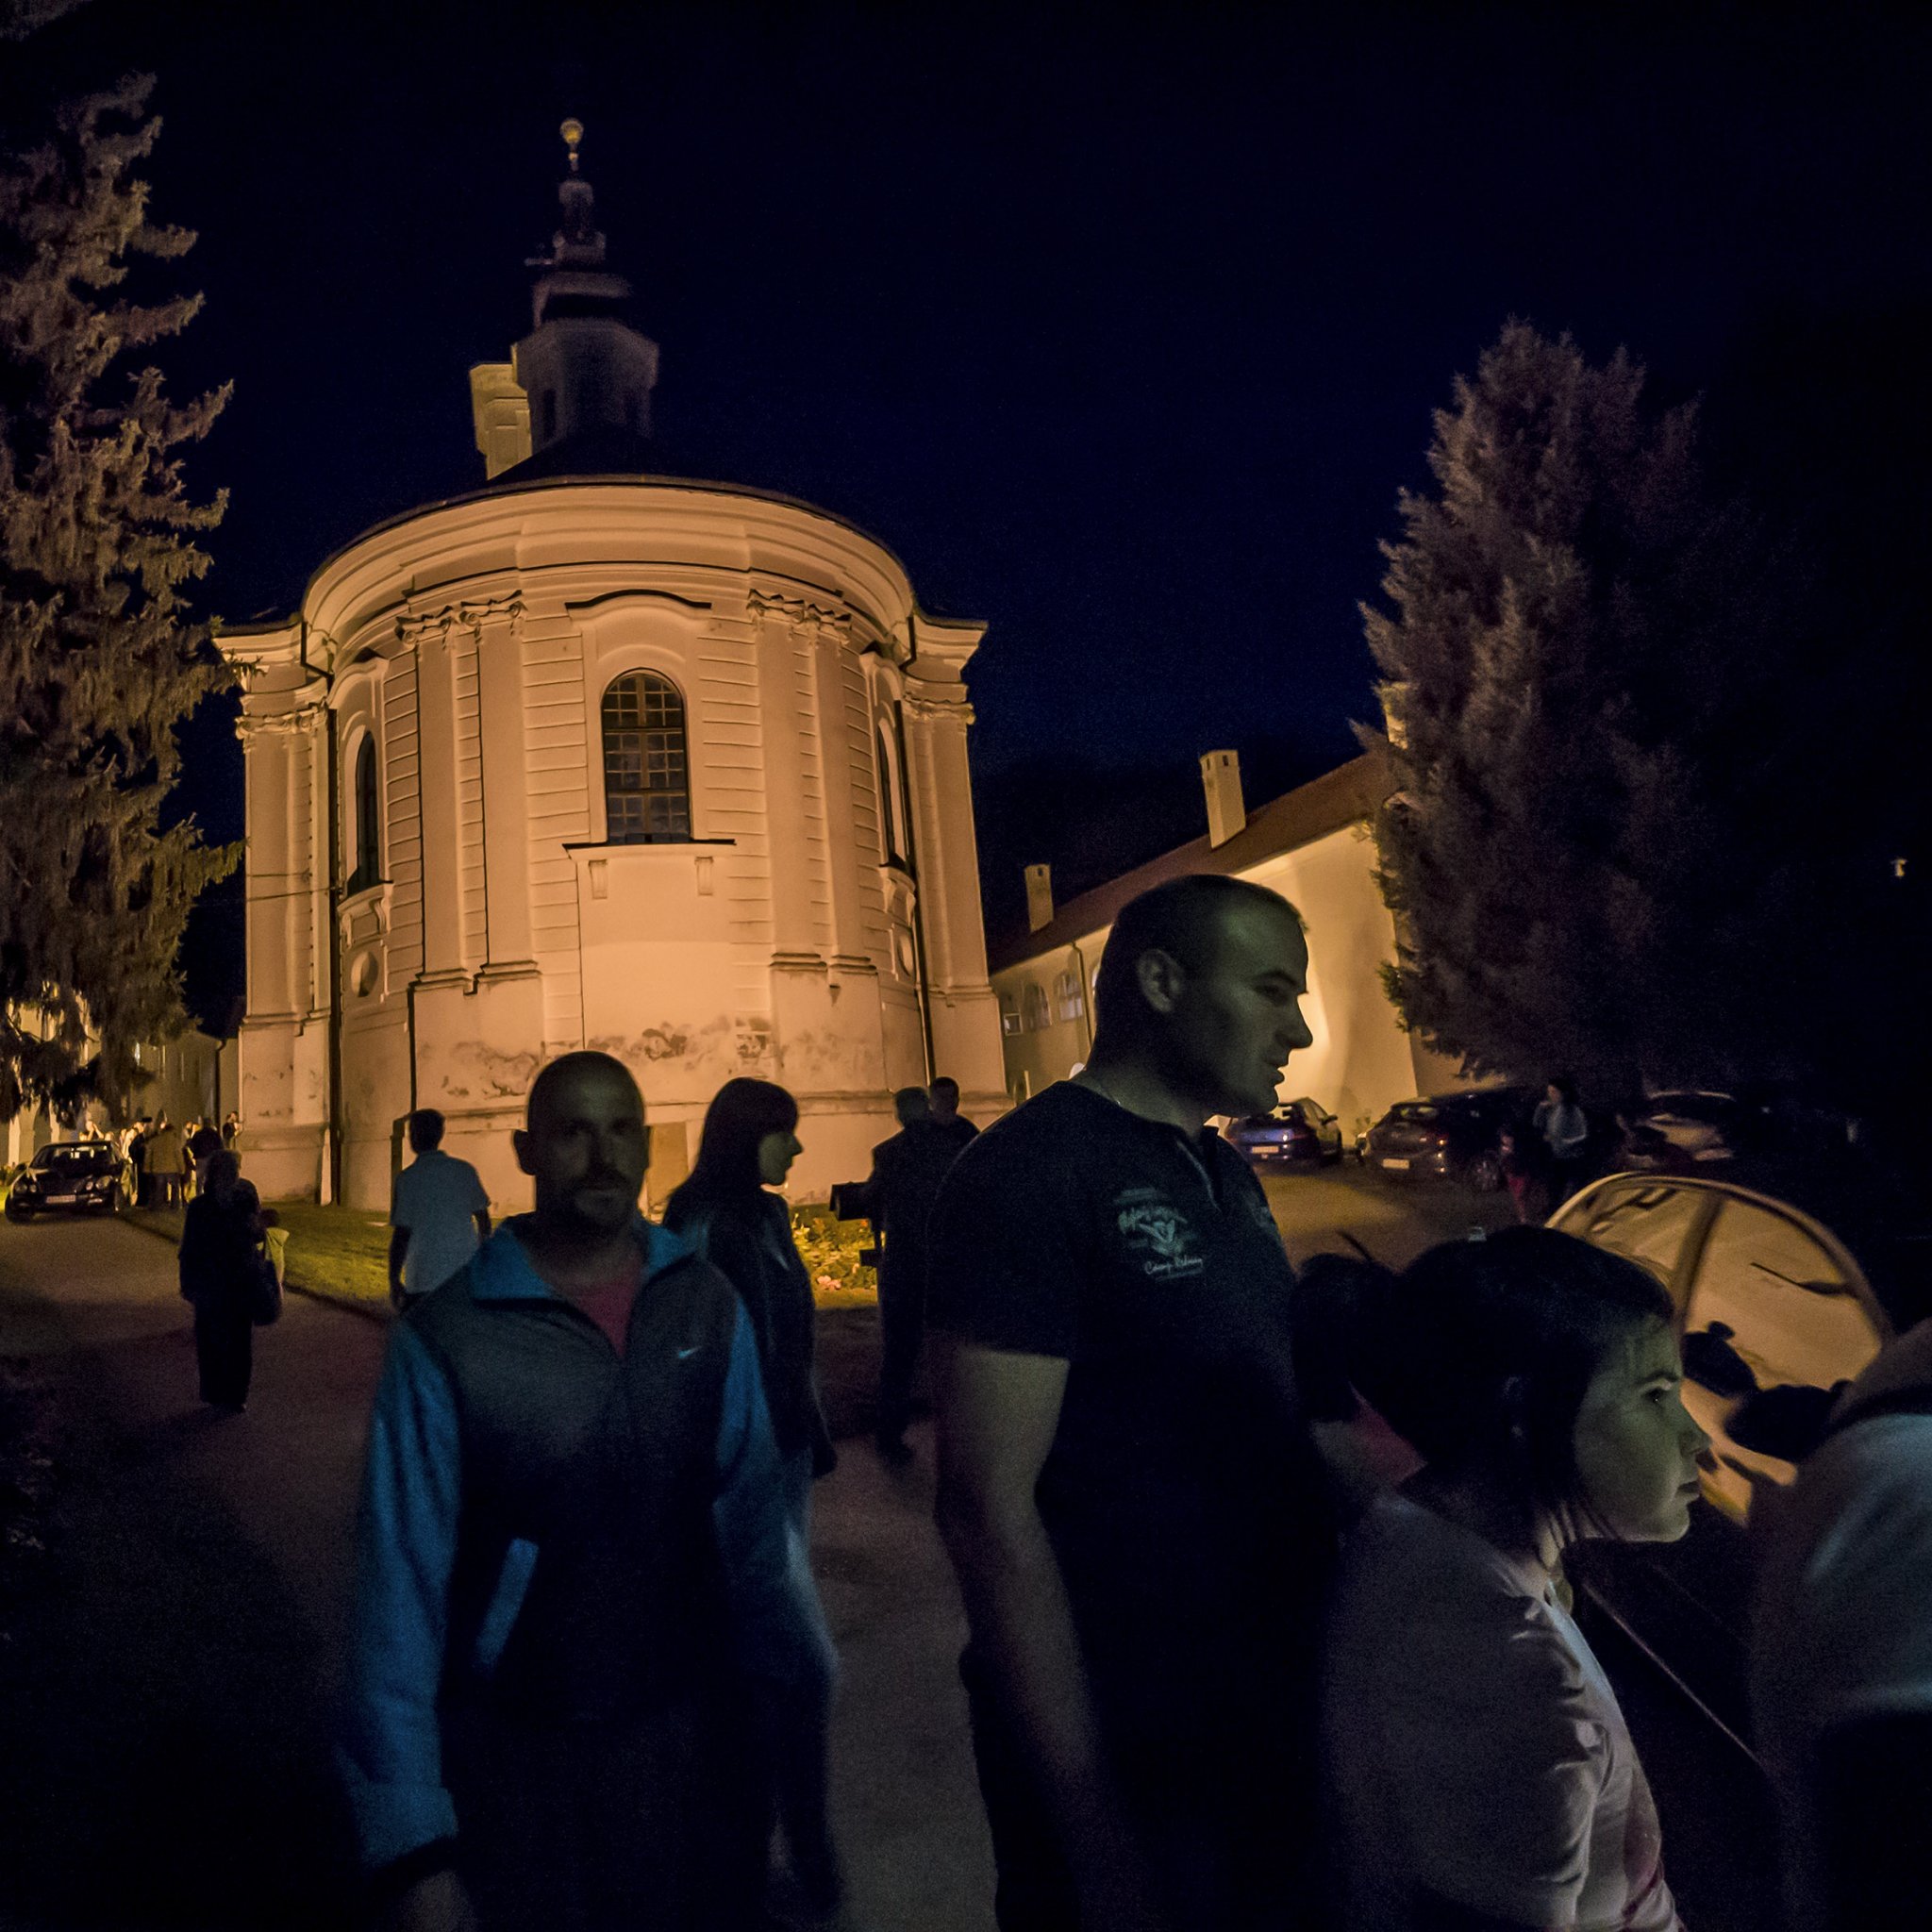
[468,1212,693,1304]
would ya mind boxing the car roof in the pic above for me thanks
[1572,1161,1932,1332]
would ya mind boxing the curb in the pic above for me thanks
[115,1211,393,1328]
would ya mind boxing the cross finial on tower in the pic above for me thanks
[560,117,584,173]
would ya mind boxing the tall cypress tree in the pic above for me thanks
[0,74,235,1120]
[1362,321,1800,1098]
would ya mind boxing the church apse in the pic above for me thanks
[219,122,1006,1213]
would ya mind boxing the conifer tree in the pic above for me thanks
[0,74,235,1119]
[1362,321,1799,1097]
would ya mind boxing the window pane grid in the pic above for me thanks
[601,673,691,845]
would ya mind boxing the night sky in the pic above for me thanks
[14,1,1932,993]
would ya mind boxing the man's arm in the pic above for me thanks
[339,1324,475,1929]
[934,1337,1168,1932]
[388,1226,410,1307]
[471,1208,491,1241]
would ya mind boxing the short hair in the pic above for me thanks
[894,1086,931,1124]
[1295,1229,1674,1536]
[929,1075,960,1101]
[1091,874,1302,1045]
[525,1051,639,1132]
[408,1108,445,1152]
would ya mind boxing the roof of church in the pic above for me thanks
[987,754,1384,974]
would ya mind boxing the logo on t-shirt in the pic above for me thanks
[1114,1190,1206,1280]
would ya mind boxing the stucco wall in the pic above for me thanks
[223,481,1006,1211]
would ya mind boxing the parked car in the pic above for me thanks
[1551,1165,1932,1755]
[5,1141,126,1220]
[1360,1087,1532,1191]
[1225,1098,1343,1168]
[1626,1090,1756,1164]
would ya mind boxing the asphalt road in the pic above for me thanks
[0,1173,1779,1931]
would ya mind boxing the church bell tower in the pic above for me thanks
[468,120,661,478]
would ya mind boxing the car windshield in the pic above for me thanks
[1390,1103,1441,1123]
[31,1144,117,1174]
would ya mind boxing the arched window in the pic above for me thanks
[602,671,691,843]
[1053,970,1086,1024]
[875,718,907,864]
[1022,980,1051,1032]
[347,735,380,893]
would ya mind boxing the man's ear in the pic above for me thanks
[1135,946,1188,1017]
[511,1127,537,1178]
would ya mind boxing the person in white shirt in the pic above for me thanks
[1752,1316,1932,1932]
[388,1108,491,1309]
[1313,1227,1708,1932]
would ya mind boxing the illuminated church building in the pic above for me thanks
[223,125,1005,1211]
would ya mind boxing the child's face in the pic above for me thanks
[1572,1320,1710,1542]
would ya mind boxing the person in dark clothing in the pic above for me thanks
[855,1087,967,1464]
[177,1148,272,1410]
[340,1053,840,1932]
[127,1116,151,1207]
[930,872,1332,1932]
[927,1074,979,1156]
[663,1078,836,1529]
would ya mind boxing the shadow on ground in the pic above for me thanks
[0,1328,355,1931]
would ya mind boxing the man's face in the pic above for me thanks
[1151,899,1313,1118]
[513,1060,649,1237]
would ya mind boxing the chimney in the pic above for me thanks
[1201,750,1246,847]
[1024,863,1055,933]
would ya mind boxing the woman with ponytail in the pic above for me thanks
[1312,1228,1709,1932]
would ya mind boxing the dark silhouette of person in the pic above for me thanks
[927,1074,979,1156]
[663,1078,836,1530]
[929,873,1330,1932]
[176,1149,273,1410]
[854,1087,965,1464]
[340,1052,839,1932]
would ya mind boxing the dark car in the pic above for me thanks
[1550,1165,1932,1756]
[1225,1097,1343,1168]
[1360,1087,1532,1191]
[5,1141,126,1220]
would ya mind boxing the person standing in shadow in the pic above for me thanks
[177,1149,275,1412]
[663,1078,837,1531]
[853,1087,966,1465]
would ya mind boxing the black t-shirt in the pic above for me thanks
[927,1080,1332,1759]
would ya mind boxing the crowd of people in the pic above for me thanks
[130,874,1926,1929]
[97,1108,241,1208]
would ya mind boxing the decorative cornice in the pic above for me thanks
[236,696,327,741]
[395,592,525,643]
[900,690,975,726]
[745,587,851,640]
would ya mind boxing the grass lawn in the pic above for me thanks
[124,1197,878,1312]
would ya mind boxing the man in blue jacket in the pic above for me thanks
[340,1052,840,1932]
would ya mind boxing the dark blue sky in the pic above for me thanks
[20,0,1932,957]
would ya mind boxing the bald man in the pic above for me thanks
[341,1053,841,1932]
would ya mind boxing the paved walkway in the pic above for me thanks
[0,1216,992,1932]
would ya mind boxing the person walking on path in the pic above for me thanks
[926,1075,979,1157]
[662,1078,836,1531]
[126,1115,151,1206]
[340,1052,841,1932]
[177,1148,276,1411]
[929,873,1330,1932]
[221,1110,240,1149]
[1533,1075,1591,1202]
[1753,1315,1932,1932]
[387,1108,491,1310]
[145,1115,185,1208]
[1313,1229,1703,1932]
[853,1087,966,1465]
